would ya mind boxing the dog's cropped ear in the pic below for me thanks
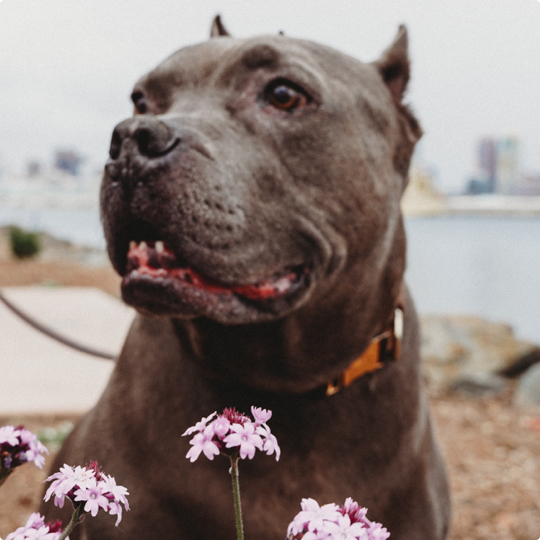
[374,25,422,181]
[373,25,410,105]
[210,15,231,38]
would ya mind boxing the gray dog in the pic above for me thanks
[43,16,450,539]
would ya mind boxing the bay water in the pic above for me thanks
[405,216,539,344]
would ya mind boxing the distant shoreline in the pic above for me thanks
[402,194,540,217]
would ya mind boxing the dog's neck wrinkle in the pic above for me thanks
[170,300,390,394]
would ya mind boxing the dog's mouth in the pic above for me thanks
[120,240,311,320]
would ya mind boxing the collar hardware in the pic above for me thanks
[325,307,403,397]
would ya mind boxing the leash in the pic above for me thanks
[0,288,116,361]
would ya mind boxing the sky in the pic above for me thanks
[0,0,539,193]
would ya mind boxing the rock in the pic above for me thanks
[420,315,534,394]
[514,362,540,407]
[450,373,507,397]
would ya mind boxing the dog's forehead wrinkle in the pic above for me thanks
[240,43,281,70]
[228,41,357,97]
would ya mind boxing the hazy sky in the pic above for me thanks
[0,0,539,192]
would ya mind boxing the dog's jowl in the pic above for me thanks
[42,17,451,540]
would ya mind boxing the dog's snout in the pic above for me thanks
[108,117,179,161]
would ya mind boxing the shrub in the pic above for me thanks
[9,226,41,259]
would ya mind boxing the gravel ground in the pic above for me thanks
[432,387,540,540]
[1,256,539,539]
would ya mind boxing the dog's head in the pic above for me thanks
[101,17,421,325]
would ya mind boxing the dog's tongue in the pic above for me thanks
[126,241,295,300]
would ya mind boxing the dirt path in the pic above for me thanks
[0,259,120,297]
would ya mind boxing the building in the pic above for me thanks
[496,136,519,195]
[478,137,497,192]
[466,136,520,195]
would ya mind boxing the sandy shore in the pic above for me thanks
[0,257,120,296]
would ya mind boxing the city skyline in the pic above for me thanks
[465,135,540,196]
[10,132,540,199]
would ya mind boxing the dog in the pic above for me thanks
[42,16,450,539]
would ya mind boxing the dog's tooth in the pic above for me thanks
[139,241,148,250]
[155,241,164,253]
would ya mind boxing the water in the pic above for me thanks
[405,216,539,343]
[0,208,538,343]
[0,207,105,249]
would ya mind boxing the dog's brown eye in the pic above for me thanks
[267,83,307,110]
[131,92,148,114]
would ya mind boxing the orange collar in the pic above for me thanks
[326,306,404,396]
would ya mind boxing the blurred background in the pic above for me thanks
[1,2,540,539]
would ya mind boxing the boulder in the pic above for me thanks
[419,315,534,395]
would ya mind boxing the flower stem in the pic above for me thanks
[57,504,84,540]
[229,456,244,540]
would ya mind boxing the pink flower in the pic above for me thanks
[19,429,49,469]
[251,406,272,425]
[286,498,390,540]
[0,425,49,475]
[44,464,94,508]
[183,408,282,540]
[302,531,333,540]
[0,425,21,446]
[43,462,129,525]
[74,478,109,517]
[5,513,67,540]
[101,473,130,510]
[324,514,369,540]
[182,412,217,436]
[183,406,280,462]
[107,501,124,527]
[220,407,250,425]
[224,422,263,460]
[211,416,231,439]
[256,424,281,461]
[186,425,221,462]
[366,522,391,540]
[342,497,367,523]
[287,498,341,536]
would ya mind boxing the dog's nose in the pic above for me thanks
[108,117,179,160]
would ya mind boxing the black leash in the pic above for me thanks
[0,288,116,361]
